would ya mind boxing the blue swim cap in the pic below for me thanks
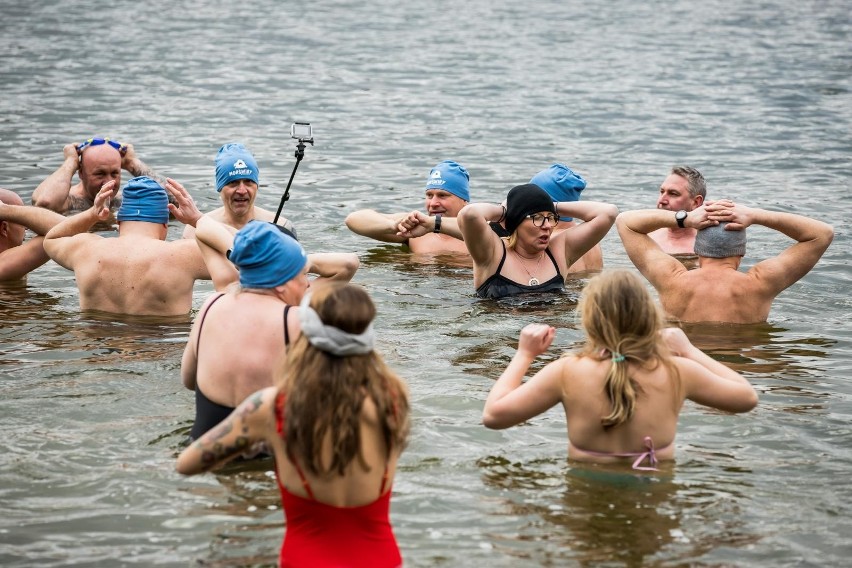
[116,176,169,224]
[529,164,587,222]
[425,160,470,202]
[229,221,307,289]
[215,143,259,192]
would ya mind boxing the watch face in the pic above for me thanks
[676,210,687,220]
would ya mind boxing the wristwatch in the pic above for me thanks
[675,210,687,228]
[433,213,442,233]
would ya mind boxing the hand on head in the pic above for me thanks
[518,323,556,357]
[63,143,80,163]
[119,143,136,169]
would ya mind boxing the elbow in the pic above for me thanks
[342,254,360,278]
[603,203,619,222]
[481,410,508,430]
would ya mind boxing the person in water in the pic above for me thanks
[177,282,410,568]
[458,183,617,299]
[490,163,604,273]
[0,188,65,281]
[482,269,758,469]
[345,160,470,254]
[179,220,310,441]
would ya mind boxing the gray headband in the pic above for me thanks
[299,293,375,356]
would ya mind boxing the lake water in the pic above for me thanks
[1,0,851,566]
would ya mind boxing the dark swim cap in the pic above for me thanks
[504,184,557,235]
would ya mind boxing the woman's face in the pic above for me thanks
[515,210,557,250]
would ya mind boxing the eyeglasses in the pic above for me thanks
[525,213,558,227]
[76,137,127,155]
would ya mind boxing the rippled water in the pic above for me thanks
[1,0,851,566]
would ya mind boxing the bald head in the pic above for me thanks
[79,144,123,198]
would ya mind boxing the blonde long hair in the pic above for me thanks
[276,283,410,477]
[578,270,679,428]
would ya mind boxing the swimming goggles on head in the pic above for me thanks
[76,137,127,155]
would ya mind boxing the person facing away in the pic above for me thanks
[490,163,604,273]
[482,269,758,470]
[616,199,834,323]
[177,282,411,568]
[458,183,618,299]
[648,165,706,255]
[0,188,65,281]
[345,160,471,254]
[43,176,210,317]
[167,177,358,292]
[32,137,158,214]
[181,220,311,441]
[182,142,296,240]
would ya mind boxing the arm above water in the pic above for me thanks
[31,143,80,212]
[482,323,564,429]
[176,387,277,475]
[662,327,757,413]
[345,209,410,244]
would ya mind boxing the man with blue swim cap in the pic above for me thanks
[182,142,296,240]
[43,176,211,316]
[345,160,472,254]
[616,199,834,323]
[32,136,159,216]
[180,220,312,441]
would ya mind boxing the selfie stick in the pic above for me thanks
[273,136,314,225]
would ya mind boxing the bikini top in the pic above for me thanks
[476,241,564,299]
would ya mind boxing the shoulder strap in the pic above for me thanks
[544,246,561,276]
[283,305,292,346]
[195,293,227,356]
[276,390,316,500]
[495,240,508,275]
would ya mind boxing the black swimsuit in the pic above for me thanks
[476,241,564,299]
[189,297,292,440]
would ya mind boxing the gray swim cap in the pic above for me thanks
[694,222,747,258]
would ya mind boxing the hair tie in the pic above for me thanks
[611,352,626,363]
[299,293,375,356]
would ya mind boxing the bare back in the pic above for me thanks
[190,293,296,408]
[71,235,205,316]
[559,355,681,462]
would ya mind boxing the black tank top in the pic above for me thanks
[476,242,564,299]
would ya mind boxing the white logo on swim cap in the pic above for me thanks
[233,159,248,169]
[430,170,445,185]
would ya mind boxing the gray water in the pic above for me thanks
[1,0,851,566]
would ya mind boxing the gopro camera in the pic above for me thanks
[291,122,313,141]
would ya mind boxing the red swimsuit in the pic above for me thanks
[274,393,402,568]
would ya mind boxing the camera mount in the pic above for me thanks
[273,129,314,225]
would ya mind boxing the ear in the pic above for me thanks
[693,194,705,208]
[0,220,8,237]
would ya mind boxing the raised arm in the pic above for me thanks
[723,204,834,295]
[0,202,66,280]
[662,327,757,413]
[615,208,715,288]
[31,143,79,212]
[552,201,618,267]
[345,209,410,243]
[482,323,564,429]
[176,387,277,475]
[457,202,504,273]
[43,181,114,268]
[121,143,161,182]
[395,210,464,241]
[307,252,360,284]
